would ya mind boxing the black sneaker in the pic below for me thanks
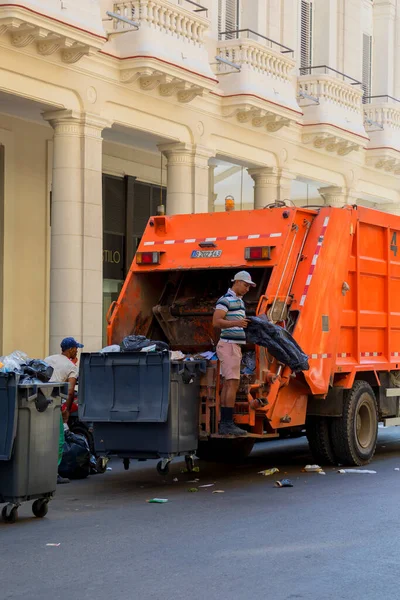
[218,421,248,437]
[57,474,70,484]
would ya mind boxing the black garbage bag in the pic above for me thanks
[58,431,91,480]
[23,359,54,382]
[246,314,309,373]
[121,335,169,352]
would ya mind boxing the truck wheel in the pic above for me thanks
[306,416,336,466]
[330,381,378,466]
[196,438,255,463]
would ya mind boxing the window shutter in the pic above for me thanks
[362,33,372,103]
[218,0,240,40]
[300,0,313,71]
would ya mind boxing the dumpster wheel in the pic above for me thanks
[330,381,378,466]
[2,505,18,524]
[32,499,49,519]
[196,438,255,463]
[305,416,336,466]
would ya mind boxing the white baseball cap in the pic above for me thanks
[232,271,256,287]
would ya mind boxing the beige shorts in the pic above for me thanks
[216,340,242,380]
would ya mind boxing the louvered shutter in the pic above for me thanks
[300,0,312,71]
[362,33,372,103]
[218,0,240,40]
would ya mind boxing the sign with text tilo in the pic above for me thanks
[103,233,125,280]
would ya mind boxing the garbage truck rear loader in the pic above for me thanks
[107,205,400,466]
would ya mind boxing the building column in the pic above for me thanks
[373,0,396,97]
[158,143,214,215]
[318,185,350,208]
[208,164,217,213]
[248,167,295,209]
[44,110,110,354]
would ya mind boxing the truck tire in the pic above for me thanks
[330,381,378,466]
[306,416,336,465]
[196,438,255,463]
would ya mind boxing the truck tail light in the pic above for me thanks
[136,252,160,265]
[245,246,272,261]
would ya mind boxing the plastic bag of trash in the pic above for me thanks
[58,431,91,480]
[242,351,256,374]
[246,315,309,373]
[24,359,54,382]
[18,376,44,386]
[121,335,169,352]
[0,350,29,374]
[99,345,121,353]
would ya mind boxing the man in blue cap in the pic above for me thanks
[45,337,84,484]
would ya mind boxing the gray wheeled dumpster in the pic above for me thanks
[0,374,67,523]
[78,351,206,474]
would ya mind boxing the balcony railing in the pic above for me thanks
[364,95,400,105]
[298,66,363,113]
[218,29,294,57]
[299,65,362,86]
[364,99,400,129]
[112,0,209,46]
[216,37,295,82]
[181,0,208,13]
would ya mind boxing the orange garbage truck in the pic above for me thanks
[107,204,400,466]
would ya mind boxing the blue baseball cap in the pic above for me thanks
[61,337,84,351]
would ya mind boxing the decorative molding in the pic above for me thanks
[366,154,400,174]
[43,110,112,138]
[222,104,293,133]
[120,65,209,104]
[303,132,361,155]
[0,7,104,63]
[61,43,90,64]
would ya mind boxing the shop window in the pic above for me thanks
[102,174,166,345]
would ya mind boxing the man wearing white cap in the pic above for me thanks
[213,271,256,436]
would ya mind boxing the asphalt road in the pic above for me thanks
[2,429,400,600]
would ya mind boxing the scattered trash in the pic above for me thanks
[187,478,200,483]
[199,484,215,488]
[170,351,186,361]
[304,464,324,473]
[122,335,168,353]
[200,351,216,360]
[173,477,179,482]
[337,469,377,474]
[99,344,121,353]
[258,468,279,476]
[181,466,200,474]
[106,467,113,471]
[275,479,294,488]
[147,498,169,503]
[395,468,400,471]
[212,490,225,494]
[317,471,326,475]
[46,543,61,547]
[187,488,199,493]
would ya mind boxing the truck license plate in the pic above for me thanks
[191,250,222,259]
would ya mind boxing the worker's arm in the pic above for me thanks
[65,376,77,412]
[213,309,249,329]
